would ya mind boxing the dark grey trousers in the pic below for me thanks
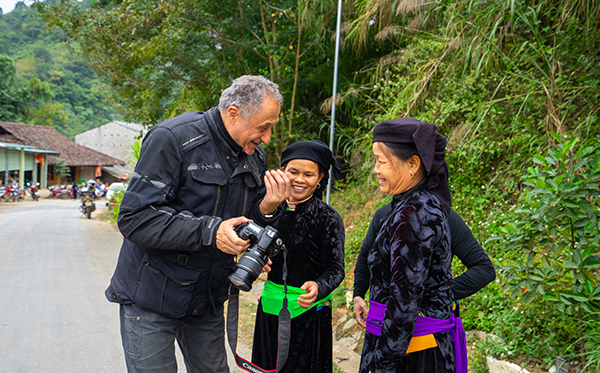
[120,303,229,373]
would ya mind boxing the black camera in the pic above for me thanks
[228,221,285,292]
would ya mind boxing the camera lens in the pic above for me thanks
[228,248,266,291]
[228,271,252,292]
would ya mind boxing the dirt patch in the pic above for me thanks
[235,289,262,347]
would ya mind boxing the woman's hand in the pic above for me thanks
[353,296,368,328]
[298,281,318,309]
[260,169,289,215]
[261,258,273,273]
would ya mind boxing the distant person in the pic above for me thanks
[105,75,289,372]
[71,183,78,199]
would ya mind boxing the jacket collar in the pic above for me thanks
[206,107,243,156]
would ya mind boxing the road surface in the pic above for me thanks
[0,197,250,372]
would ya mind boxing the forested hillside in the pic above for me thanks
[0,0,121,138]
[22,0,600,371]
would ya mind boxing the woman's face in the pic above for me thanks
[373,142,417,196]
[283,159,324,203]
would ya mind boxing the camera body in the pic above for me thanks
[228,221,285,292]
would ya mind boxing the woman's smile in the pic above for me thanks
[284,159,324,203]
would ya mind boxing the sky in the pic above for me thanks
[0,0,31,14]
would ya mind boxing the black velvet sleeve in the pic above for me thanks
[370,192,452,371]
[267,198,345,301]
[448,210,496,300]
[353,205,496,301]
[314,205,346,300]
[353,204,392,298]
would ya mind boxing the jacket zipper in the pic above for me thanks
[242,185,249,214]
[212,186,221,216]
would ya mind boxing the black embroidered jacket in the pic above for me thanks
[266,196,345,301]
[368,188,453,370]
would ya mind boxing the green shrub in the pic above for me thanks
[107,188,126,222]
[487,133,600,361]
[569,312,600,372]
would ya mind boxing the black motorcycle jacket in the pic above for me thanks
[105,108,278,317]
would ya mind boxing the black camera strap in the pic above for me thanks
[226,247,291,373]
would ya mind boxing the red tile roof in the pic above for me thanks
[0,122,125,166]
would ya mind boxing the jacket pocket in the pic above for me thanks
[189,167,228,186]
[132,252,200,318]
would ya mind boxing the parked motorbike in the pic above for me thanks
[1,186,13,202]
[16,188,26,201]
[1,185,25,202]
[49,185,70,199]
[79,187,96,219]
[27,182,41,201]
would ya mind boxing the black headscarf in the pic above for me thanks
[372,118,451,214]
[280,140,341,200]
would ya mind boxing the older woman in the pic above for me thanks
[251,140,346,373]
[359,118,467,373]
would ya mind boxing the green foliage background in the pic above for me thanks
[0,0,122,137]
[3,0,599,370]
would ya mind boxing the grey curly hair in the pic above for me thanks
[218,75,284,119]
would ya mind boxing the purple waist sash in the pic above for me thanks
[365,299,386,336]
[365,300,468,373]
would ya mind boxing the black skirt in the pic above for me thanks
[251,300,333,373]
[359,330,455,373]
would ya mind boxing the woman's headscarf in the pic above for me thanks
[372,118,451,214]
[280,139,341,200]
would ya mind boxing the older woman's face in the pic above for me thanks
[373,142,415,196]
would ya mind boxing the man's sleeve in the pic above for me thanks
[117,127,222,252]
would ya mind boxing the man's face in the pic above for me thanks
[230,96,280,154]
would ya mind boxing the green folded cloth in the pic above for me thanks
[260,280,332,319]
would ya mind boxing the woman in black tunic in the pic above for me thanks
[251,140,345,373]
[359,118,466,373]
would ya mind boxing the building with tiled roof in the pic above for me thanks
[75,121,145,180]
[0,122,125,187]
[75,121,144,165]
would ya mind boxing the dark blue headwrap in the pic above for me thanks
[280,140,341,200]
[372,118,451,214]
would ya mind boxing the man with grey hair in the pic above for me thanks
[105,75,290,372]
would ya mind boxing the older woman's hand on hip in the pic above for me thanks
[353,296,368,328]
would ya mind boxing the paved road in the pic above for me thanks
[0,198,249,372]
[0,198,125,372]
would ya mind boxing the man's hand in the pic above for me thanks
[215,216,251,255]
[353,296,368,328]
[260,169,290,215]
[298,281,319,309]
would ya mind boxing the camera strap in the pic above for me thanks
[226,246,291,373]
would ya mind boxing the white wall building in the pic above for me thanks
[75,121,145,166]
[75,121,145,180]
